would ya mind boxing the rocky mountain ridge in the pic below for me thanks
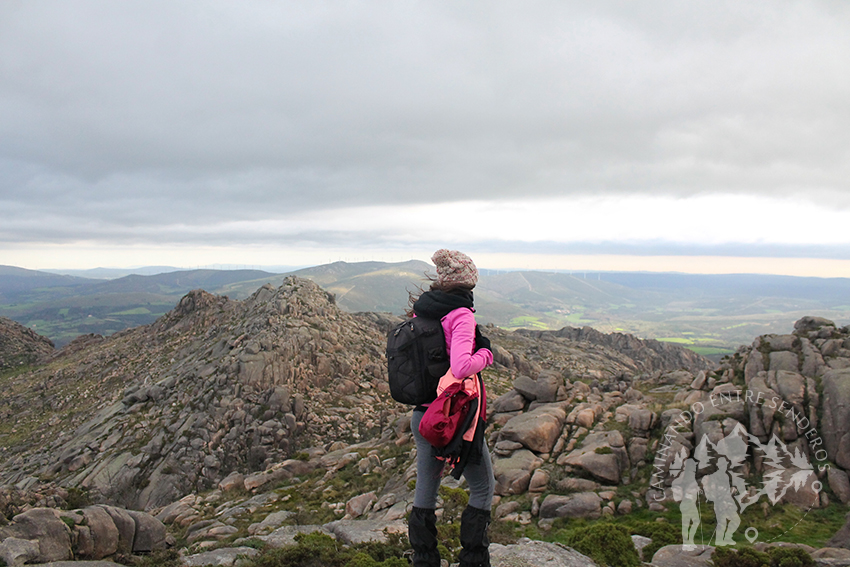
[514,325,711,375]
[1,278,391,511]
[0,277,706,513]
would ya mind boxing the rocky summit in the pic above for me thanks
[0,277,397,510]
[2,277,850,566]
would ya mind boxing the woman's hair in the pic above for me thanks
[405,273,474,317]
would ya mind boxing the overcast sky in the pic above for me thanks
[2,1,850,276]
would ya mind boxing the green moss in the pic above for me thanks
[594,446,614,455]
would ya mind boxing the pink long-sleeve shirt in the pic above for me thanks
[441,307,493,378]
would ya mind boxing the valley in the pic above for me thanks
[2,262,848,363]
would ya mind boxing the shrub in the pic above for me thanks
[128,548,182,567]
[353,533,410,564]
[247,532,345,567]
[345,552,407,567]
[435,485,469,562]
[489,519,520,545]
[63,487,92,509]
[244,530,408,567]
[629,521,679,561]
[766,547,815,567]
[436,523,460,563]
[239,537,270,551]
[711,546,815,567]
[557,523,640,567]
[712,547,771,567]
[439,485,469,520]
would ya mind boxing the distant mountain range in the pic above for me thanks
[42,265,302,279]
[1,262,848,358]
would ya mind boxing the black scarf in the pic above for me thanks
[413,289,474,319]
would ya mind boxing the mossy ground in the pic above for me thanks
[242,531,408,567]
[127,458,849,567]
[540,499,847,557]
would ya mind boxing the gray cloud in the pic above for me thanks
[2,0,850,249]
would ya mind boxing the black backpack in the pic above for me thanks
[386,316,450,405]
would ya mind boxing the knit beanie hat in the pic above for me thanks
[432,249,478,287]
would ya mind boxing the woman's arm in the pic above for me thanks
[445,308,493,378]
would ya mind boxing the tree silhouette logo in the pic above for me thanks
[669,423,821,549]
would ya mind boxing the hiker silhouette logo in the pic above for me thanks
[669,423,821,549]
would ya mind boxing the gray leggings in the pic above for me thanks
[411,410,495,510]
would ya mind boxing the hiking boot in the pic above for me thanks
[408,506,441,567]
[458,505,490,567]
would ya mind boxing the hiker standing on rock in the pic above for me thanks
[671,457,701,549]
[702,457,740,546]
[407,249,495,567]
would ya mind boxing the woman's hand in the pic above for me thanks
[475,325,491,352]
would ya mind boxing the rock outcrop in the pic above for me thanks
[648,317,850,513]
[0,505,165,565]
[0,316,54,372]
[822,368,850,470]
[490,539,598,566]
[651,544,715,567]
[517,326,713,375]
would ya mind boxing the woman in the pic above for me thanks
[408,249,495,567]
